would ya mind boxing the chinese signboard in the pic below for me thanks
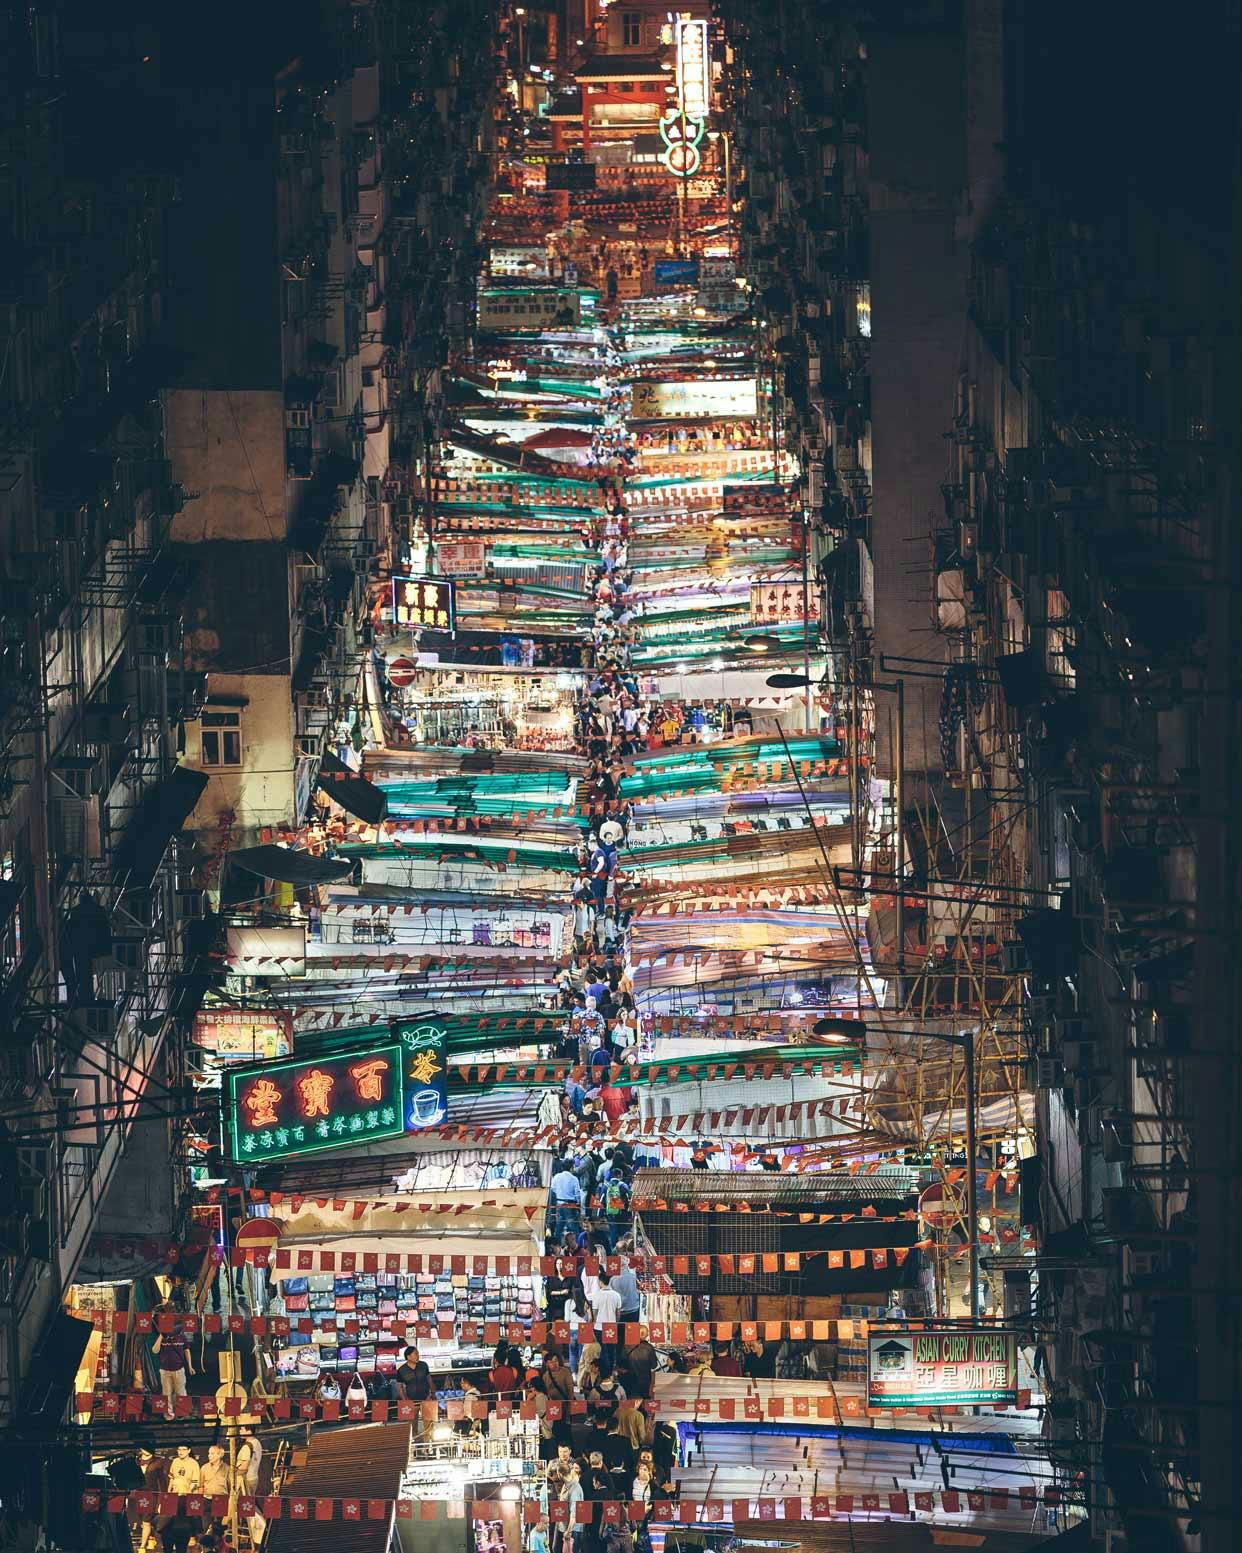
[631,378,759,420]
[750,578,820,626]
[226,1045,405,1163]
[489,244,550,278]
[546,161,597,192]
[477,289,582,332]
[193,1009,293,1064]
[434,540,488,577]
[394,1020,448,1130]
[867,1327,1020,1409]
[392,575,455,632]
[676,18,710,122]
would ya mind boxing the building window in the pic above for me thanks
[201,709,243,768]
[622,11,641,46]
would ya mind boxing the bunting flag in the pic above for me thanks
[264,1247,932,1275]
[74,1388,1034,1424]
[86,1311,983,1347]
[82,1243,940,1275]
[80,1488,1061,1520]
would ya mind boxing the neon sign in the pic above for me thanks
[659,110,705,177]
[394,1021,449,1130]
[226,1044,405,1162]
[675,18,710,122]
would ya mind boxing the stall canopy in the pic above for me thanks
[317,751,388,825]
[227,846,355,887]
[111,766,209,887]
[276,1187,546,1248]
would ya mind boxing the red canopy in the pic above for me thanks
[523,427,594,449]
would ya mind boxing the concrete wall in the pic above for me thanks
[165,387,286,542]
[866,23,969,776]
[182,672,296,840]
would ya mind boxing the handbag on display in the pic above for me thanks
[335,1294,357,1313]
[334,1278,356,1297]
[282,1277,309,1296]
[345,1372,368,1408]
[307,1274,334,1293]
[284,1292,310,1312]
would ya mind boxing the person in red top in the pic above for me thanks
[710,1343,743,1377]
[488,1346,522,1399]
[599,1084,635,1124]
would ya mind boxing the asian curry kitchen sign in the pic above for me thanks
[867,1327,1020,1409]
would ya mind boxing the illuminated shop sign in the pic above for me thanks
[392,575,455,632]
[227,1045,405,1162]
[477,289,582,331]
[750,578,821,626]
[434,540,488,577]
[193,1009,294,1064]
[867,1327,1019,1409]
[659,109,704,177]
[675,18,710,121]
[394,1020,448,1130]
[631,377,758,419]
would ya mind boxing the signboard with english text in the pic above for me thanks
[867,1327,1020,1409]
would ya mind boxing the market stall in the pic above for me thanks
[267,1194,546,1384]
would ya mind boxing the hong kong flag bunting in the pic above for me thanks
[81,1490,1063,1521]
[74,1387,1033,1424]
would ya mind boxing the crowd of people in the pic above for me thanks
[124,1432,263,1553]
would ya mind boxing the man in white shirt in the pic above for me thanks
[589,1277,623,1368]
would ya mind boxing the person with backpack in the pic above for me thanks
[603,1171,631,1250]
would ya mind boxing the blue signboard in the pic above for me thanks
[394,1020,448,1130]
[653,260,701,286]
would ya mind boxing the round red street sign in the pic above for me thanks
[235,1217,284,1249]
[387,656,418,688]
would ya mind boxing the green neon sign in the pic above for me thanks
[226,1044,405,1163]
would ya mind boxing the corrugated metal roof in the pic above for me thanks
[267,1424,409,1553]
[633,1166,918,1204]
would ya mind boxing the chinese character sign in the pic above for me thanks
[867,1328,1019,1409]
[194,1009,294,1064]
[749,579,820,626]
[393,1021,449,1131]
[391,576,455,633]
[226,1045,405,1163]
[675,18,710,122]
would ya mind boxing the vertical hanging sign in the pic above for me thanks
[675,18,710,122]
[394,1021,449,1130]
